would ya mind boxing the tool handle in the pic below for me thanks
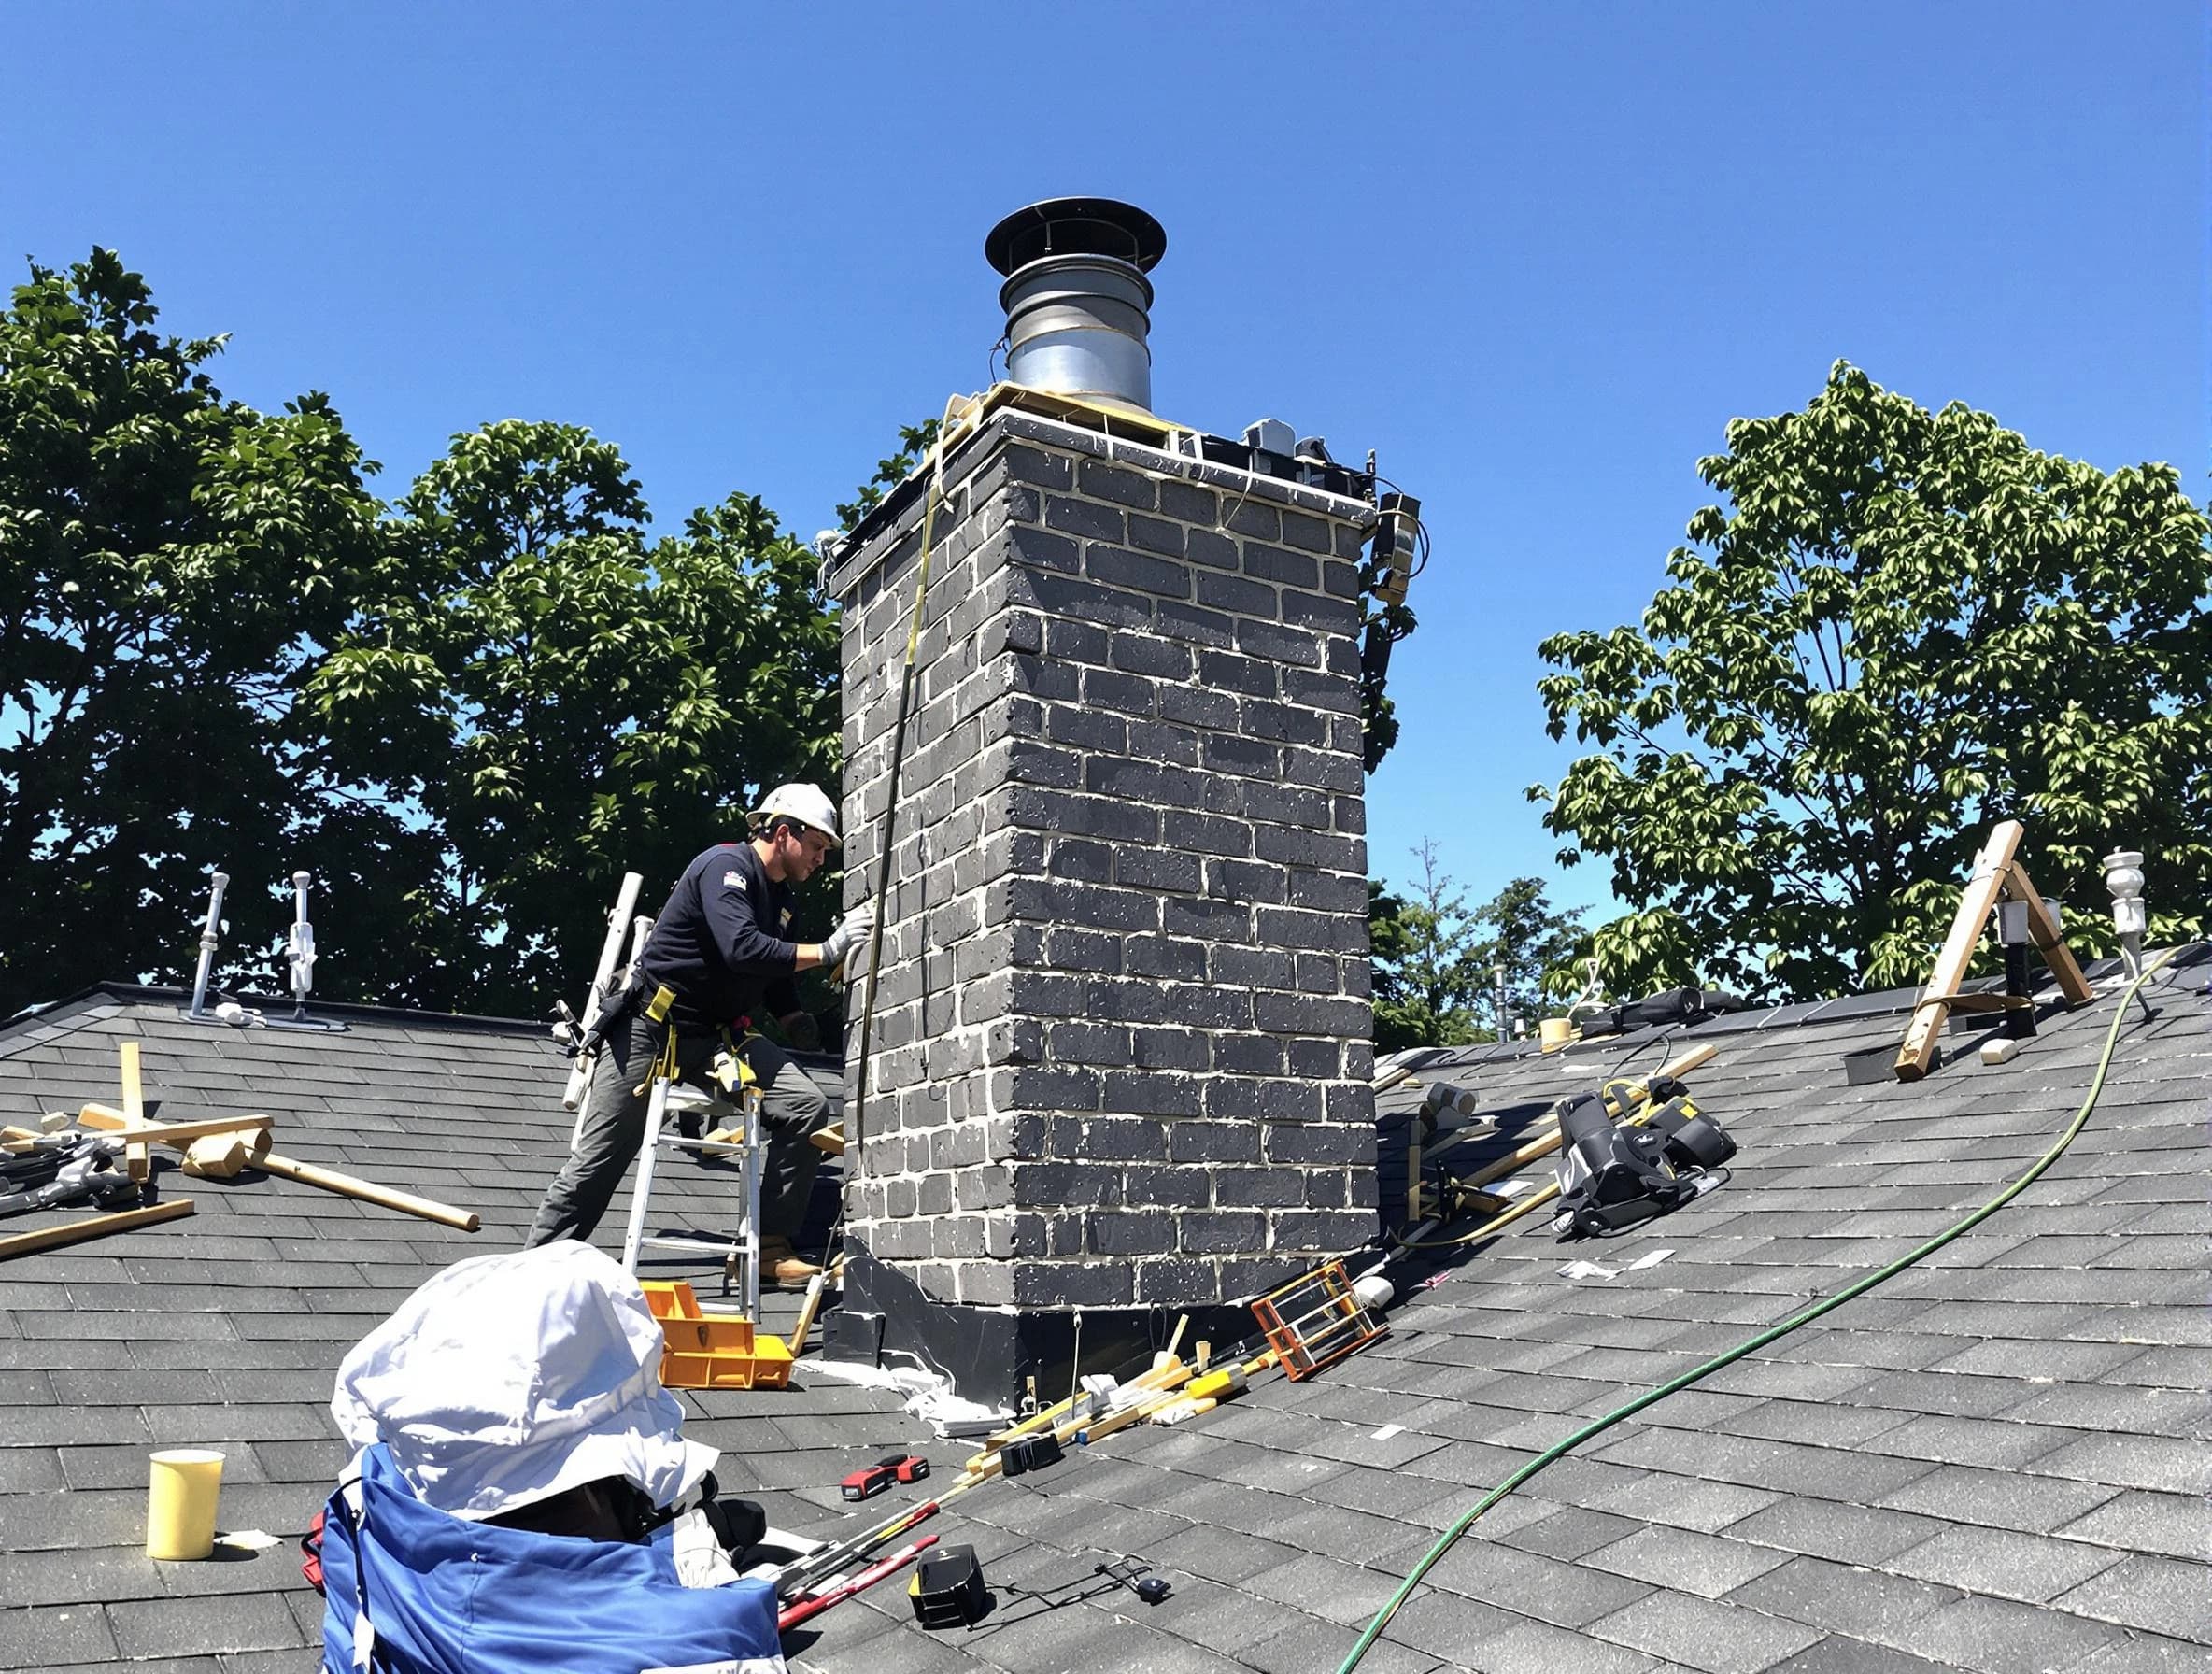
[776,1534,937,1630]
[777,1497,941,1597]
[252,1152,480,1232]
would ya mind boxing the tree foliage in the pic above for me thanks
[310,421,843,1015]
[1,251,848,1021]
[0,250,399,1016]
[1370,843,1586,1050]
[1530,362,2212,999]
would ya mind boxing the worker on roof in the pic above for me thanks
[525,783,871,1287]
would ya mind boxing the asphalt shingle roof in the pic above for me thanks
[0,958,2205,1673]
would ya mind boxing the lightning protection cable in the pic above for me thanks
[838,393,966,1247]
[1338,944,2195,1674]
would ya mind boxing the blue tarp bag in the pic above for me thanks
[318,1444,784,1674]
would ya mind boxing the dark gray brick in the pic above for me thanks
[1086,542,1189,598]
[1045,492,1125,542]
[1076,458,1156,508]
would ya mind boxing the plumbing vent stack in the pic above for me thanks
[188,872,230,1018]
[985,197,1167,413]
[289,871,317,1004]
[2103,850,2146,977]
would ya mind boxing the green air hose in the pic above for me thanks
[1338,946,2190,1674]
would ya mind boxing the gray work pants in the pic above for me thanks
[525,1010,830,1250]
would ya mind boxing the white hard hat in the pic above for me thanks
[751,782,841,845]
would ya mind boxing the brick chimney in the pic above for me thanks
[821,202,1382,1402]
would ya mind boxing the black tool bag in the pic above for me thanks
[1552,1092,1736,1241]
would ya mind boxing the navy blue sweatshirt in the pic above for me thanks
[633,843,801,1031]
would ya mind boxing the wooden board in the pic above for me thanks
[1896,820,2025,1082]
[119,1041,149,1183]
[77,1109,275,1146]
[0,1199,193,1261]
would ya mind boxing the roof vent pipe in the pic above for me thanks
[2103,850,2147,977]
[288,871,317,1014]
[985,198,1167,413]
[186,872,229,1019]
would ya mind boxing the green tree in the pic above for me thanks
[1475,876,1588,1027]
[1369,840,1488,1051]
[0,249,406,1016]
[1529,362,2212,1000]
[311,420,843,1014]
[836,418,941,532]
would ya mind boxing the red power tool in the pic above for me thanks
[839,1453,930,1501]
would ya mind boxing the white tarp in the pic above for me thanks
[331,1241,716,1520]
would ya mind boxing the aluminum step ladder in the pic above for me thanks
[620,1061,765,1324]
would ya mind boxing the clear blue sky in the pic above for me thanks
[5,4,2204,924]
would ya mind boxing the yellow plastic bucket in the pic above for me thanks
[146,1449,225,1559]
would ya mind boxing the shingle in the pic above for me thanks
[1585,1525,1794,1599]
[1464,1614,1681,1673]
[1497,1507,1652,1564]
[1886,1523,2126,1604]
[1583,1588,1823,1674]
[1930,1338,2155,1383]
[2070,1631,2212,1673]
[0,1543,167,1610]
[1239,1553,1413,1627]
[0,1602,122,1672]
[1875,1462,2122,1537]
[2056,1490,2210,1560]
[1419,1539,1653,1627]
[1727,1554,1958,1640]
[1590,1470,1784,1534]
[2030,1433,2212,1497]
[1723,1497,1953,1568]
[1866,1412,2077,1470]
[1236,1615,1451,1674]
[2053,1553,2212,1641]
[1763,1636,1973,1674]
[1149,1525,1305,1586]
[1901,1592,2129,1674]
[105,1589,306,1660]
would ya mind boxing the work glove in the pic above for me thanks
[818,902,875,972]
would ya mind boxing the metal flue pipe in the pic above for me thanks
[188,872,229,1018]
[985,198,1167,413]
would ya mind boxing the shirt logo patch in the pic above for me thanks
[722,871,742,887]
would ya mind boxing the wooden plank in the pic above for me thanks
[118,1041,149,1183]
[1895,820,2025,1082]
[0,1199,193,1262]
[76,1109,275,1146]
[2004,862,2097,1003]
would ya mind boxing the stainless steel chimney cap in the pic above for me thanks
[984,197,1167,277]
[985,198,1168,412]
